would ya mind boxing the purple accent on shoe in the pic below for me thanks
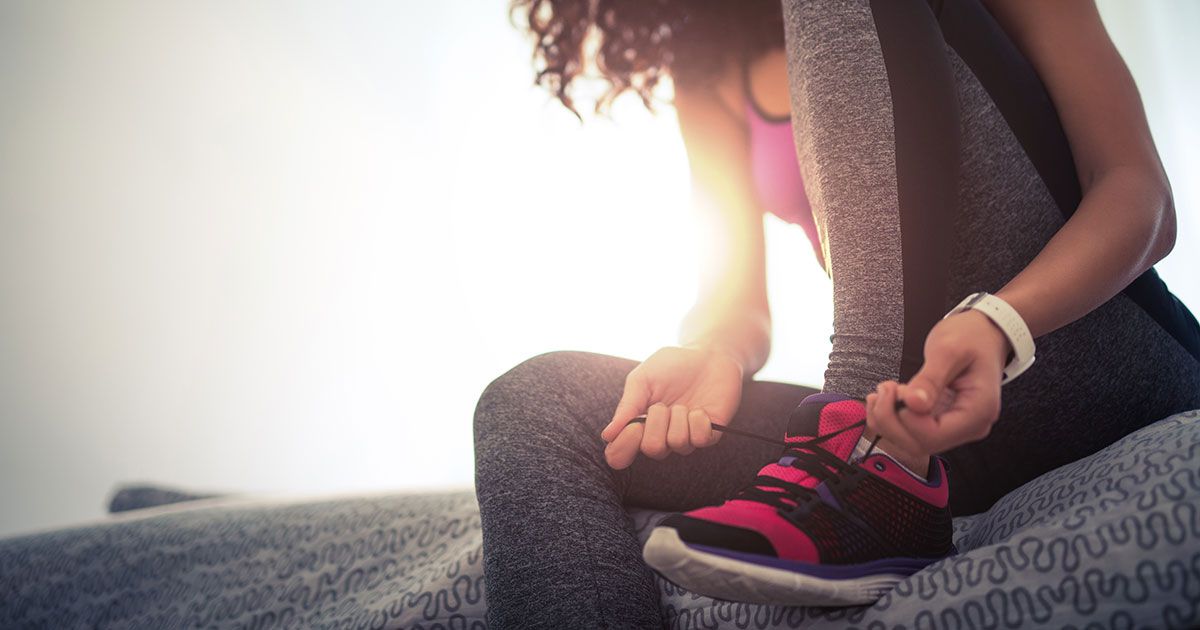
[926,455,946,486]
[815,482,842,511]
[800,392,854,405]
[685,542,942,579]
[867,452,947,488]
[778,456,797,466]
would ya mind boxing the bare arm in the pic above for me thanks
[985,0,1175,339]
[598,66,774,468]
[672,67,772,378]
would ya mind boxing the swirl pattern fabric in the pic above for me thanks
[1,493,488,629]
[2,410,1198,629]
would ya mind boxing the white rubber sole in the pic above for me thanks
[642,527,905,606]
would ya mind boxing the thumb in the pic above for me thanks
[602,373,650,443]
[905,349,968,415]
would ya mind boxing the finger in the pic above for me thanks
[640,402,671,460]
[688,408,717,448]
[602,371,651,443]
[894,396,942,449]
[895,383,930,415]
[901,382,960,417]
[604,422,645,470]
[869,381,925,457]
[904,385,999,453]
[894,382,941,428]
[907,350,968,416]
[667,404,694,455]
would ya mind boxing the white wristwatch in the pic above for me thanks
[944,292,1036,385]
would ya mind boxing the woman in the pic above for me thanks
[475,0,1200,627]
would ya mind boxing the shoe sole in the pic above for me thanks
[643,527,910,606]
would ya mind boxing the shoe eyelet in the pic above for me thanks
[874,462,886,472]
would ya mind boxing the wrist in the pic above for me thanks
[945,291,1036,384]
[682,340,748,380]
[958,310,1013,367]
[993,286,1039,339]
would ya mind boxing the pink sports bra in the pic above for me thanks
[743,68,826,271]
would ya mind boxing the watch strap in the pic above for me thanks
[944,292,1036,385]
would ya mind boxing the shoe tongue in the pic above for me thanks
[739,393,869,496]
[782,393,867,462]
[744,394,867,493]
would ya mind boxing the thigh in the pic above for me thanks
[474,349,817,511]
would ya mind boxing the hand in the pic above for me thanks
[600,345,744,470]
[866,310,1011,456]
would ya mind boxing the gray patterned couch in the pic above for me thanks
[2,410,1199,629]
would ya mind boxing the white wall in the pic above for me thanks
[0,0,1195,537]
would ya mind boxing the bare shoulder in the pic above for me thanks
[672,59,749,149]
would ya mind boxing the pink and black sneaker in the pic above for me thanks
[642,393,955,606]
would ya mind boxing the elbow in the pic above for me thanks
[1117,165,1177,267]
[1104,165,1177,267]
[1150,180,1177,265]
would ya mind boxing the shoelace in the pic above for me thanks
[626,399,905,448]
[734,420,876,510]
[627,401,906,510]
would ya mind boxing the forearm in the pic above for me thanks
[996,167,1175,339]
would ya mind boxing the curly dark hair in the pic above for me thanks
[509,0,785,118]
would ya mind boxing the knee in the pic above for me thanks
[474,351,592,421]
[472,350,622,446]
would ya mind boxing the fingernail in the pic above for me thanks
[915,389,930,403]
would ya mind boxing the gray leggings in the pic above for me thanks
[475,0,1200,627]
